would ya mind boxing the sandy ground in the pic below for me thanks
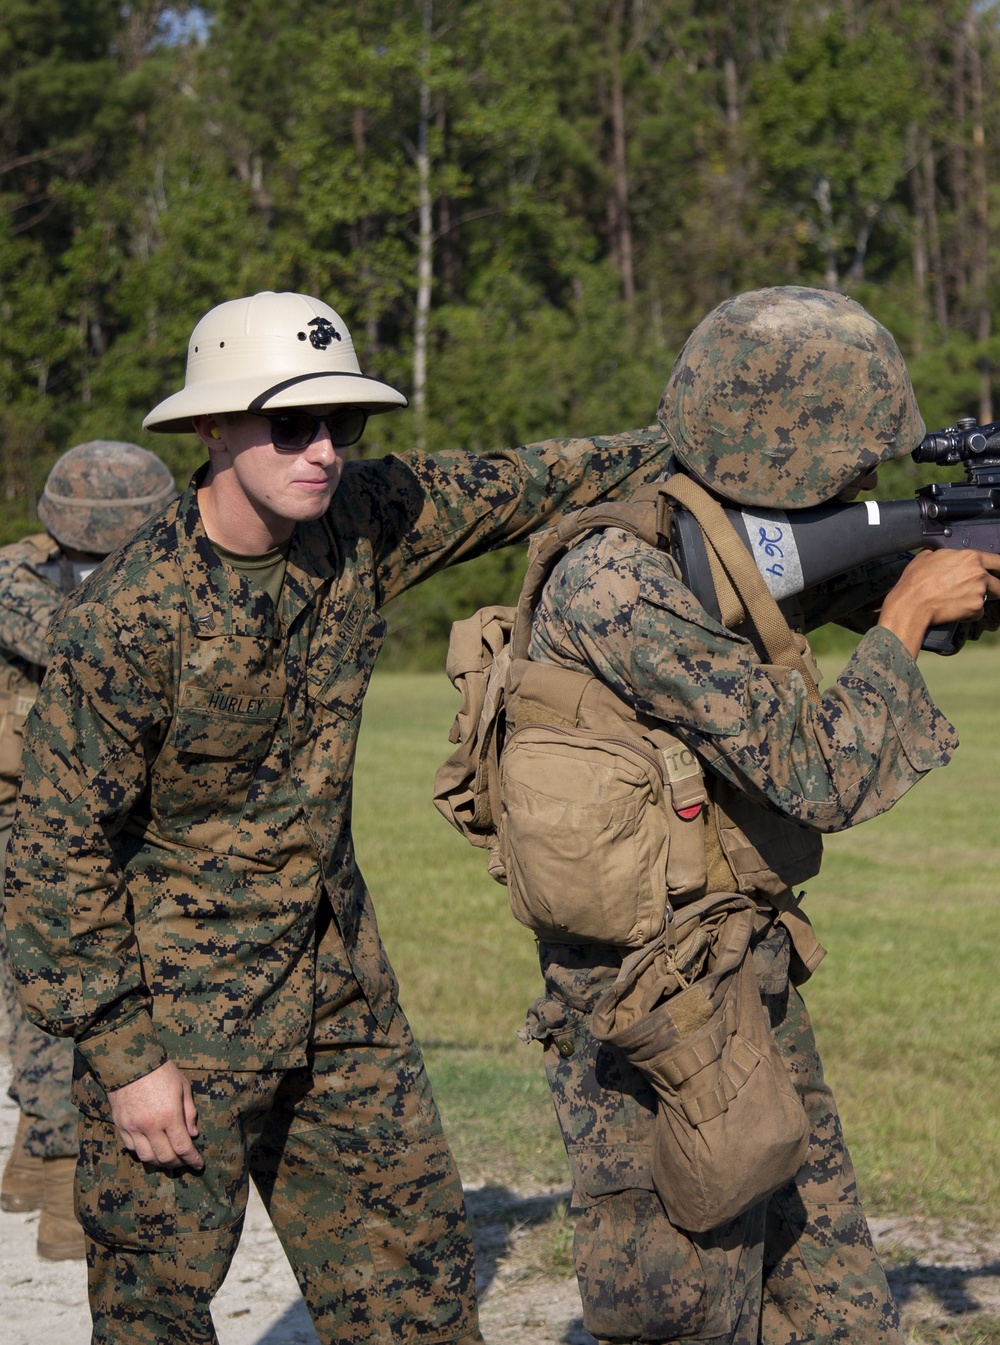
[1,1056,997,1343]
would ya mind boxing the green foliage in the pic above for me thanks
[4,0,1000,631]
[747,9,924,284]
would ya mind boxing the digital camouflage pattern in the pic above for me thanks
[657,287,926,509]
[524,932,902,1344]
[75,1006,480,1345]
[0,540,79,1158]
[37,439,177,554]
[0,534,63,817]
[1,447,177,1172]
[3,427,670,1339]
[1,830,78,1159]
[520,522,952,1342]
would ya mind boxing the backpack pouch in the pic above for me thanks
[500,724,671,947]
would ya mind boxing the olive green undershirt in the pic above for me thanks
[211,540,289,607]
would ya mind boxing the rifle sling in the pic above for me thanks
[511,483,673,662]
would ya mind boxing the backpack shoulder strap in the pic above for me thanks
[658,474,821,703]
[511,483,675,660]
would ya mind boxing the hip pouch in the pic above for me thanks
[591,892,810,1232]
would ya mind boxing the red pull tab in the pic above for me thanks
[674,803,704,821]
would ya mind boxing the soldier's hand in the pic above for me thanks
[108,1059,204,1170]
[878,548,1000,656]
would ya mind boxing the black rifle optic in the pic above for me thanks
[671,417,1000,655]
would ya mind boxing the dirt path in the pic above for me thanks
[1,1065,996,1343]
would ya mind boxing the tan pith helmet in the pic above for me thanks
[38,440,177,553]
[658,286,925,508]
[143,291,408,433]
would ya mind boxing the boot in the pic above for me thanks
[36,1155,85,1261]
[1,1113,45,1213]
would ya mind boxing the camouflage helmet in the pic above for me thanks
[38,440,177,554]
[657,286,925,508]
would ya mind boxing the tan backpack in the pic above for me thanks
[434,478,823,948]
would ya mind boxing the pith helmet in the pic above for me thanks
[657,286,925,508]
[38,440,178,554]
[143,291,408,433]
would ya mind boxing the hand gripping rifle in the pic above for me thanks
[671,418,1000,655]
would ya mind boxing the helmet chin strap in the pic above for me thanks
[36,555,103,594]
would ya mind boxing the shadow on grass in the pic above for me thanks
[465,1183,568,1284]
[465,1185,597,1345]
[250,1300,319,1344]
[888,1259,1000,1320]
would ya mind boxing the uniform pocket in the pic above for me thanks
[75,1112,249,1251]
[159,629,285,830]
[574,1183,761,1341]
[308,595,384,722]
[162,699,281,828]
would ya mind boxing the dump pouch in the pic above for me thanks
[591,892,810,1232]
[501,723,673,946]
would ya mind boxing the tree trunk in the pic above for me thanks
[920,141,949,333]
[908,125,928,354]
[413,0,434,452]
[608,0,634,309]
[814,177,839,290]
[966,7,992,422]
[948,17,970,302]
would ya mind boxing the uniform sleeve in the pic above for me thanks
[338,425,671,605]
[529,529,957,833]
[2,602,172,1092]
[0,568,62,667]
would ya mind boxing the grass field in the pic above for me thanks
[353,644,1000,1223]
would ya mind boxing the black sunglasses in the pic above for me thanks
[255,408,368,450]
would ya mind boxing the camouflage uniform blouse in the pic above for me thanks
[529,526,958,834]
[0,535,64,823]
[3,431,667,1093]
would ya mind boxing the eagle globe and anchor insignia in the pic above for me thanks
[300,316,342,350]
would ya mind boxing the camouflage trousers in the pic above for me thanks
[0,822,79,1158]
[72,1003,484,1345]
[525,927,903,1345]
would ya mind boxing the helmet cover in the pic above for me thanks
[38,440,177,553]
[657,286,925,507]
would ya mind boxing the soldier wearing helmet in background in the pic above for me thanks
[0,441,176,1262]
[1,290,674,1345]
[509,287,1000,1345]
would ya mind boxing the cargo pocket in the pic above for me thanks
[522,993,658,1209]
[573,1167,762,1342]
[75,1110,249,1252]
[500,727,671,946]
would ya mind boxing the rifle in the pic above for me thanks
[670,417,1000,656]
